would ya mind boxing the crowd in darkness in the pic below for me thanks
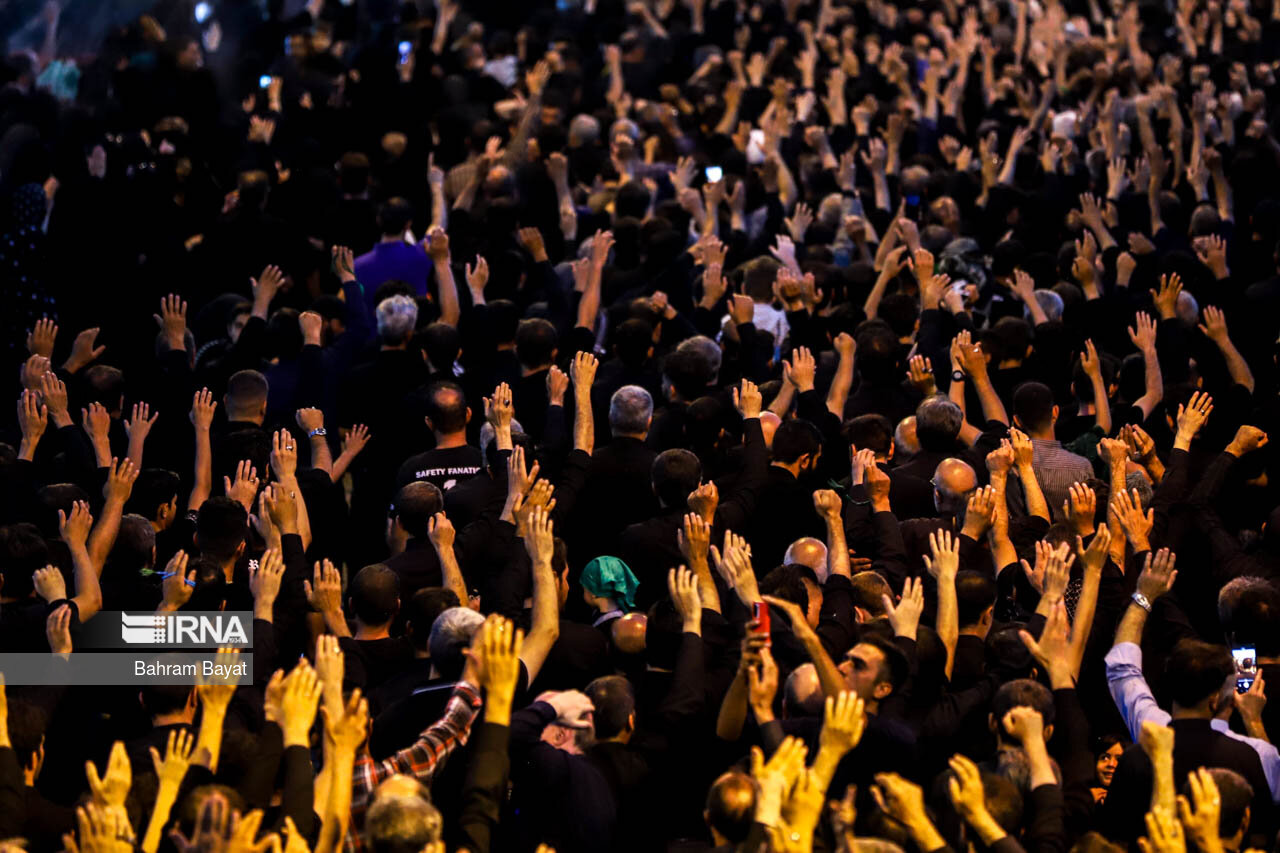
[8,0,1280,850]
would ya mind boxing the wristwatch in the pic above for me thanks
[1131,591,1152,612]
[308,427,327,438]
[952,369,965,382]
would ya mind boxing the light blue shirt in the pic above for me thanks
[1105,641,1280,801]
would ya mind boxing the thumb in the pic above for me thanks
[150,746,162,776]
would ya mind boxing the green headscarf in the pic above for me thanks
[581,556,639,611]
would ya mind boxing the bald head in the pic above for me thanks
[784,663,823,717]
[933,458,977,515]
[704,771,757,845]
[895,416,919,457]
[784,537,828,581]
[612,613,647,655]
[759,411,782,449]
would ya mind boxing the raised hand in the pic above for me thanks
[86,740,132,808]
[279,659,323,747]
[678,512,712,566]
[1064,482,1097,537]
[1175,391,1213,443]
[1176,768,1221,853]
[249,547,285,615]
[154,295,188,350]
[304,560,344,617]
[667,566,702,632]
[1135,548,1178,602]
[1109,488,1153,549]
[733,379,762,419]
[484,382,514,430]
[27,316,57,358]
[522,504,555,568]
[60,500,93,551]
[882,576,925,639]
[33,565,67,603]
[223,460,260,511]
[149,727,195,789]
[190,387,217,430]
[1151,273,1183,320]
[819,691,866,756]
[270,430,297,480]
[1128,311,1158,352]
[47,603,73,655]
[1226,425,1269,457]
[159,550,194,612]
[64,327,106,373]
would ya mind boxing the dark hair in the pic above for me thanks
[849,571,892,616]
[704,772,756,843]
[404,588,460,652]
[79,357,121,404]
[225,369,269,415]
[855,323,902,386]
[378,197,413,236]
[843,414,893,456]
[195,498,248,565]
[141,685,194,718]
[992,678,1055,728]
[740,257,782,301]
[421,323,461,373]
[187,556,227,610]
[1013,382,1056,433]
[956,571,997,628]
[585,674,636,739]
[760,565,817,613]
[0,523,49,599]
[128,469,182,521]
[391,482,443,539]
[266,308,303,361]
[424,381,468,435]
[1181,769,1253,839]
[771,420,823,465]
[879,292,919,338]
[220,429,271,487]
[613,318,654,366]
[662,348,713,401]
[615,182,650,219]
[488,299,520,343]
[1163,639,1233,709]
[339,152,371,194]
[862,635,909,691]
[350,564,399,626]
[515,318,557,369]
[7,700,46,769]
[651,449,701,508]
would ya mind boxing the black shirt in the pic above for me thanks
[395,445,484,491]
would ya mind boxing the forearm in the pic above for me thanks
[308,434,333,476]
[196,707,227,773]
[520,558,561,683]
[141,782,182,853]
[280,477,312,551]
[573,390,594,454]
[68,542,102,622]
[1216,339,1255,392]
[1023,739,1058,790]
[315,744,356,853]
[798,625,847,699]
[1136,348,1163,415]
[435,261,461,327]
[826,352,855,417]
[937,574,959,679]
[1113,602,1149,648]
[973,372,1009,425]
[435,544,469,611]
[88,497,126,573]
[769,382,796,417]
[1089,375,1112,434]
[1016,463,1050,522]
[1068,570,1101,678]
[190,428,212,511]
[716,670,751,741]
[825,514,851,579]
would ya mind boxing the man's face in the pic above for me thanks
[229,312,249,343]
[840,642,887,703]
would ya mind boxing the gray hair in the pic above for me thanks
[610,385,653,435]
[428,606,484,671]
[915,395,964,447]
[365,795,443,849]
[1219,576,1270,626]
[1031,289,1064,323]
[569,113,600,146]
[479,419,524,469]
[677,335,722,382]
[376,295,418,345]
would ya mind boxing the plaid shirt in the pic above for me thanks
[347,680,482,852]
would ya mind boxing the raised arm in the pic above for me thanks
[426,227,460,327]
[1126,313,1164,419]
[188,389,216,512]
[1198,306,1254,393]
[925,530,960,679]
[428,513,469,609]
[519,505,561,684]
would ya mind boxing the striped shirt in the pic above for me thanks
[347,680,482,852]
[1007,438,1094,522]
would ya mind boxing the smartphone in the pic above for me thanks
[258,74,272,90]
[704,165,723,183]
[751,601,770,644]
[1234,646,1257,693]
[194,1,212,24]
[398,41,413,64]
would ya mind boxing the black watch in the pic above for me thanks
[952,369,965,382]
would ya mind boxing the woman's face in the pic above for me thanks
[1095,743,1122,787]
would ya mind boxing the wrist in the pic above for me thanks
[871,497,892,513]
[682,617,702,634]
[165,333,186,351]
[281,724,310,748]
[751,703,775,723]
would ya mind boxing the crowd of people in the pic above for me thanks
[3,0,1280,850]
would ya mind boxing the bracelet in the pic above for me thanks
[1131,592,1152,612]
[308,427,327,438]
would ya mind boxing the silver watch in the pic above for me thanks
[1131,591,1152,612]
